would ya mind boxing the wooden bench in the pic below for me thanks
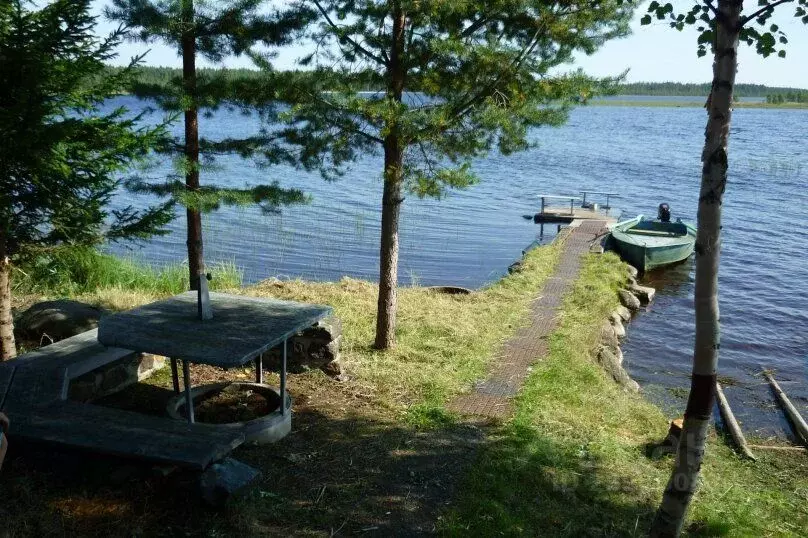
[1,330,244,470]
[7,401,243,470]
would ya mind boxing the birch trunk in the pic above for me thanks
[182,0,203,291]
[0,233,15,360]
[374,5,406,350]
[650,1,741,535]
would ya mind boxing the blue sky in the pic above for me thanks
[92,2,808,88]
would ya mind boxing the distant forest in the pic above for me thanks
[119,66,806,99]
[617,81,807,97]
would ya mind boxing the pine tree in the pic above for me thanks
[0,0,174,360]
[106,0,314,289]
[638,1,808,535]
[273,0,634,349]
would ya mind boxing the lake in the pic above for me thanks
[107,96,807,440]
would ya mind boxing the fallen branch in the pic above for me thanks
[748,444,807,452]
[763,369,808,444]
[715,381,756,460]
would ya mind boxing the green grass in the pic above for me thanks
[441,253,808,536]
[243,239,565,424]
[7,245,806,536]
[11,246,242,311]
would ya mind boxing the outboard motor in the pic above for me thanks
[658,203,671,223]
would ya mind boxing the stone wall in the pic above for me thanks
[68,353,165,403]
[262,317,342,377]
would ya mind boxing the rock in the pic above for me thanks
[68,353,164,403]
[597,346,640,392]
[600,321,619,350]
[15,300,104,343]
[614,305,632,322]
[626,265,639,279]
[610,315,626,339]
[425,286,473,295]
[629,284,656,305]
[618,289,641,311]
[199,458,262,508]
[264,316,342,376]
[508,260,523,274]
[615,346,624,365]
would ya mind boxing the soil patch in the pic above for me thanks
[182,384,277,423]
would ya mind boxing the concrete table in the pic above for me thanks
[97,292,332,424]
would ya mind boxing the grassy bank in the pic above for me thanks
[11,247,242,313]
[4,246,807,536]
[442,254,808,536]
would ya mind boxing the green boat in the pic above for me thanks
[609,214,697,272]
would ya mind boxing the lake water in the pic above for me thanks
[107,96,807,439]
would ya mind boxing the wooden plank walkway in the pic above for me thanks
[448,220,608,419]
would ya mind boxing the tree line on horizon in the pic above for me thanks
[106,65,808,98]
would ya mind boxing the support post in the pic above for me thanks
[183,360,194,423]
[171,358,180,394]
[569,198,574,215]
[540,196,546,215]
[280,339,287,415]
[255,353,263,384]
[606,194,612,209]
[582,192,588,207]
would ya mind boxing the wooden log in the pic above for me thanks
[763,370,808,444]
[715,382,756,461]
[748,444,807,452]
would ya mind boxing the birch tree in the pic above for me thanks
[639,1,808,535]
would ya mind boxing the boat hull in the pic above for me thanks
[609,215,696,272]
[612,239,695,272]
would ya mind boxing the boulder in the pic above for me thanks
[614,305,632,323]
[600,321,619,350]
[609,314,626,339]
[264,316,342,376]
[629,284,656,305]
[597,346,640,392]
[626,265,639,279]
[15,300,104,343]
[618,289,641,311]
[199,458,262,508]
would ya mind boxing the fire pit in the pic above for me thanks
[167,382,291,445]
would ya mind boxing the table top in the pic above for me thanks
[97,292,332,368]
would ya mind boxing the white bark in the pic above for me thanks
[650,1,742,536]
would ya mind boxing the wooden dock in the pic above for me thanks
[533,193,620,225]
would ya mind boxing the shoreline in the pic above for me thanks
[592,99,808,109]
[7,243,808,535]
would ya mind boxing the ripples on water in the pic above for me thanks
[107,97,807,438]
